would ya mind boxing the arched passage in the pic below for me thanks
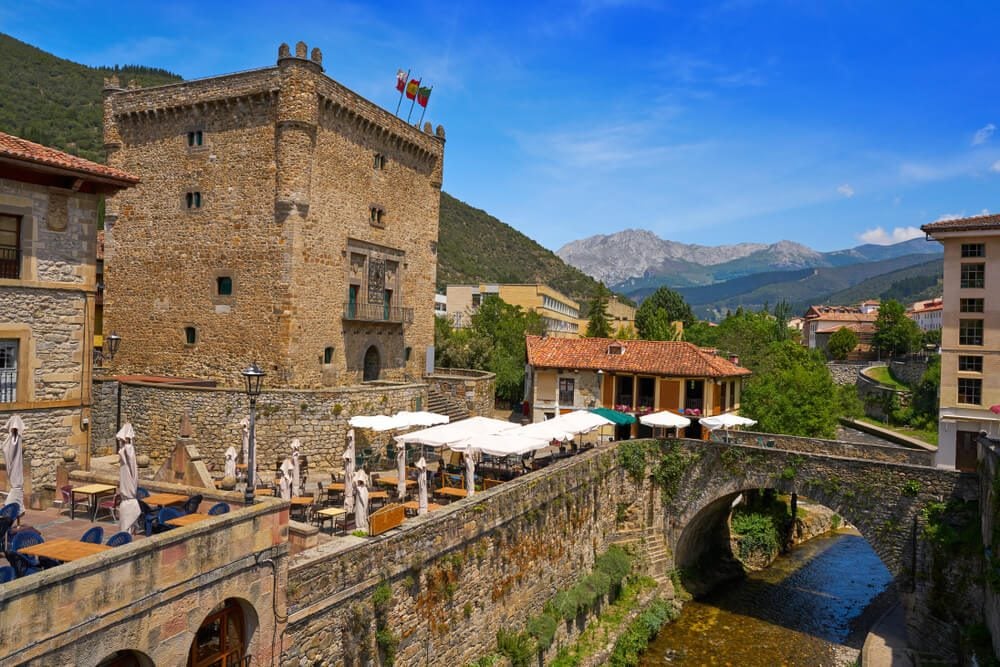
[97,650,154,667]
[188,597,258,667]
[363,345,380,381]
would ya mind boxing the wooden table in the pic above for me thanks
[143,492,189,508]
[165,513,210,527]
[375,476,416,489]
[19,538,111,562]
[314,507,347,534]
[254,488,275,497]
[434,486,468,500]
[402,501,443,515]
[70,483,117,521]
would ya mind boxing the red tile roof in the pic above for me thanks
[526,336,751,377]
[921,212,1000,234]
[0,131,138,184]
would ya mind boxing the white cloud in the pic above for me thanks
[836,183,854,198]
[991,160,1000,172]
[857,226,924,245]
[972,123,996,146]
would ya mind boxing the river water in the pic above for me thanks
[641,528,893,666]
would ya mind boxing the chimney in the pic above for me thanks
[729,354,740,366]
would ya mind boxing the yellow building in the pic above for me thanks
[921,214,1000,470]
[445,283,581,337]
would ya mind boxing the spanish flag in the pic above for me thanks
[406,79,420,100]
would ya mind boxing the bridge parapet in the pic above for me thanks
[709,430,935,466]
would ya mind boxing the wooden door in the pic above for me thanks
[956,431,978,472]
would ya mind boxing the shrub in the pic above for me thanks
[609,598,675,666]
[551,589,580,621]
[595,545,632,587]
[526,613,558,651]
[730,511,780,561]
[496,628,535,667]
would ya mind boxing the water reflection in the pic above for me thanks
[642,529,892,666]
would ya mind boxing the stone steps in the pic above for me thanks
[426,389,469,422]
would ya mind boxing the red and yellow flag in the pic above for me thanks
[406,79,420,100]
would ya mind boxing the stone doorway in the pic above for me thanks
[363,345,380,381]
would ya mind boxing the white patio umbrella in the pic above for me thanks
[640,411,691,430]
[392,411,450,428]
[348,414,402,431]
[116,423,140,533]
[224,446,238,479]
[2,414,25,513]
[394,416,520,448]
[279,458,294,501]
[354,469,370,534]
[464,450,476,497]
[396,443,407,500]
[343,429,356,511]
[416,456,428,515]
[700,414,758,431]
[451,432,551,457]
[290,438,302,497]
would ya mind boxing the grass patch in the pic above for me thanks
[857,416,938,446]
[863,366,910,391]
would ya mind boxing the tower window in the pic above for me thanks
[216,276,233,296]
[187,130,204,147]
[186,192,202,209]
[184,327,197,345]
[323,346,334,364]
[373,153,387,170]
[369,206,385,227]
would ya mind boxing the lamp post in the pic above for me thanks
[241,361,266,507]
[108,332,124,437]
[106,332,122,360]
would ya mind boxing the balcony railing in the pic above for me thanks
[0,368,16,403]
[0,246,20,279]
[343,302,414,324]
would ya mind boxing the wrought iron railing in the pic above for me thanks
[343,302,413,324]
[0,246,19,279]
[0,368,16,402]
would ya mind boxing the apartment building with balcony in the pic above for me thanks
[446,283,581,337]
[921,214,1000,470]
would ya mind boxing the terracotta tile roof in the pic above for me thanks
[0,131,138,184]
[921,212,1000,234]
[525,336,751,377]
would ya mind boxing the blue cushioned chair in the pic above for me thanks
[106,531,133,547]
[207,502,230,516]
[0,564,14,583]
[80,526,104,544]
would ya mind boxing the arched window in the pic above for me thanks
[363,345,380,382]
[189,599,245,667]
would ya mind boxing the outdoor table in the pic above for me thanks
[143,492,189,508]
[165,513,210,527]
[314,507,347,534]
[254,488,274,496]
[18,538,111,562]
[70,483,117,521]
[434,486,468,500]
[375,476,415,489]
[402,501,442,516]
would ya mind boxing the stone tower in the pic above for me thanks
[102,42,445,388]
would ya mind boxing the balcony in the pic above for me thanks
[343,301,414,324]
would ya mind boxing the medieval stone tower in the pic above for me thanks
[102,42,445,388]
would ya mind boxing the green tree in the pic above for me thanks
[826,327,858,361]
[873,300,922,357]
[614,323,638,340]
[635,287,694,340]
[469,296,545,403]
[585,282,612,338]
[910,355,941,428]
[922,328,941,349]
[683,320,719,348]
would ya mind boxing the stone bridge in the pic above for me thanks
[621,437,978,588]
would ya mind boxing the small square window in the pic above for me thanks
[0,339,18,403]
[959,319,984,346]
[186,192,202,209]
[957,377,982,405]
[184,326,197,345]
[216,276,233,296]
[369,206,384,226]
[960,298,984,313]
[559,378,575,405]
[958,355,983,372]
[961,243,985,258]
[960,263,985,289]
[323,346,334,364]
[187,130,204,147]
[373,153,387,170]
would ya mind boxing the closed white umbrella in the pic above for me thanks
[639,411,691,429]
[279,458,294,501]
[416,456,428,515]
[353,469,369,534]
[396,443,407,500]
[116,422,140,533]
[290,438,302,497]
[2,415,25,513]
[343,430,356,511]
[224,446,238,479]
[464,450,476,497]
[700,414,757,431]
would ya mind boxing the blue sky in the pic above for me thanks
[4,1,1000,252]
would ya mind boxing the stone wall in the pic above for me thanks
[889,356,930,387]
[858,371,910,420]
[281,445,648,665]
[91,377,426,473]
[0,407,79,501]
[979,436,1000,658]
[0,498,289,666]
[827,361,867,386]
[709,429,934,466]
[426,368,495,416]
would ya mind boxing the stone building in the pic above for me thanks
[102,41,445,389]
[0,131,137,505]
[921,214,1000,470]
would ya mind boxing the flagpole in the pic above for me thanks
[406,78,421,123]
[394,69,410,117]
[418,86,432,126]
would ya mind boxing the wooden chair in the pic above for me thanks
[483,478,504,490]
[370,504,405,537]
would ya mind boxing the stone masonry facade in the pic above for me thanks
[102,41,445,389]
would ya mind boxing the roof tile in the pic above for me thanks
[921,212,1000,233]
[0,131,138,184]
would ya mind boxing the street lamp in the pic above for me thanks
[241,361,266,507]
[106,332,122,360]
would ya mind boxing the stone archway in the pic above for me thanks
[363,345,380,382]
[188,598,251,667]
[97,650,154,667]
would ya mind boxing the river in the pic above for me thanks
[641,528,893,666]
